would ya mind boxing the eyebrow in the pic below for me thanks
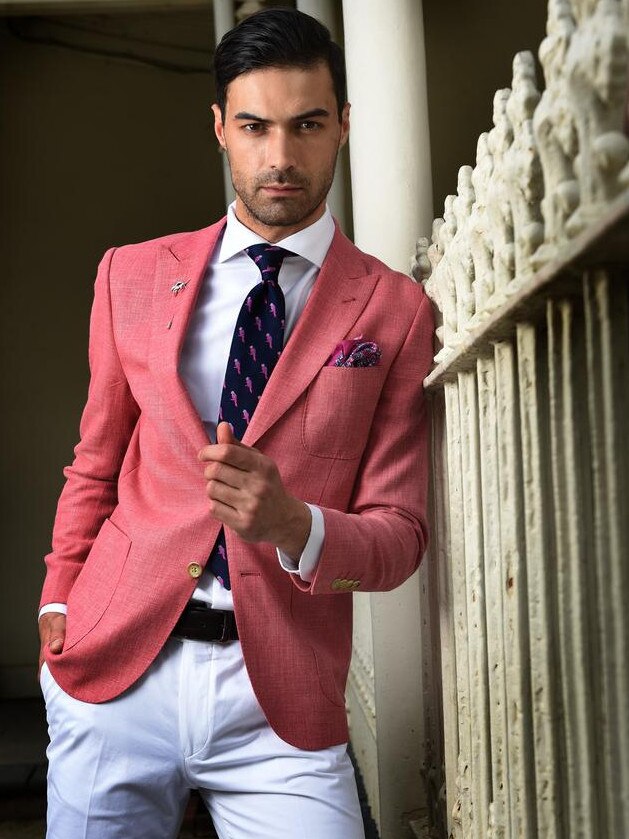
[233,108,331,122]
[293,108,331,120]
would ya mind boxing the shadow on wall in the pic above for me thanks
[0,9,225,696]
[423,0,548,213]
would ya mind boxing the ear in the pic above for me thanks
[211,103,227,149]
[339,102,351,149]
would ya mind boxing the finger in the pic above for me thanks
[203,460,248,489]
[217,421,239,446]
[200,443,258,471]
[206,476,243,505]
[207,496,243,530]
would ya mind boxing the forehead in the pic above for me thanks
[224,62,336,115]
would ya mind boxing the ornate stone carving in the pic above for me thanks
[533,0,580,267]
[565,0,629,234]
[428,218,446,277]
[421,0,629,369]
[451,166,477,333]
[485,90,516,312]
[505,52,545,287]
[420,219,447,350]
[411,236,432,285]
[469,133,495,320]
[433,197,459,363]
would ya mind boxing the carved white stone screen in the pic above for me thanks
[412,0,629,836]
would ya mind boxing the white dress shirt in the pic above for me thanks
[179,203,334,609]
[40,204,334,618]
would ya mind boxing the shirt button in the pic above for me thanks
[187,562,203,579]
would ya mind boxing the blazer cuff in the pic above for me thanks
[277,504,324,583]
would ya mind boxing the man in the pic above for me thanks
[38,8,434,839]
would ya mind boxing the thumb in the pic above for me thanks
[217,421,239,445]
[39,613,66,657]
[49,637,64,654]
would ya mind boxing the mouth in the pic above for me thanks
[260,184,303,195]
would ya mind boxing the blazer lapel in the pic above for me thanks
[244,229,379,448]
[148,219,226,454]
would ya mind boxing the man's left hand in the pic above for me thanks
[199,422,311,560]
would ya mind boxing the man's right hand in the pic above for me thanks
[38,612,66,675]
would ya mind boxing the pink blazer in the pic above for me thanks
[40,219,434,750]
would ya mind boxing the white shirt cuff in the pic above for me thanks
[277,503,324,583]
[39,603,67,620]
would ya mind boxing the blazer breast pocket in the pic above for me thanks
[301,367,383,460]
[63,517,132,651]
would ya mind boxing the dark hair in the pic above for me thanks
[214,7,347,120]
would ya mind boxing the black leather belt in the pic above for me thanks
[171,602,239,642]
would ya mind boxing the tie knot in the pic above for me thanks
[245,244,294,280]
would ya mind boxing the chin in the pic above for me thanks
[254,204,312,228]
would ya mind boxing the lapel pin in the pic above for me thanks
[171,280,188,295]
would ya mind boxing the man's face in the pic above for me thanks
[212,62,350,242]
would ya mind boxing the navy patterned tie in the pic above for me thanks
[208,244,293,589]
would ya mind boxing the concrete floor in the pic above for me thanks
[0,698,379,838]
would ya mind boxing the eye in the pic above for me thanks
[298,121,321,131]
[242,123,265,133]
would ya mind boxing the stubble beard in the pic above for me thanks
[229,159,337,230]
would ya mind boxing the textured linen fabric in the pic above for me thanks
[39,209,333,617]
[40,217,434,750]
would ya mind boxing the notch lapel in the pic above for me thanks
[243,232,379,448]
[148,220,226,454]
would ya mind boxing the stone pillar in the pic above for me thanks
[342,0,433,271]
[213,0,236,207]
[296,0,349,232]
[341,1,434,837]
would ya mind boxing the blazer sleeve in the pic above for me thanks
[40,248,140,608]
[296,289,435,595]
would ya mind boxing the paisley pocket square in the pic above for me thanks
[327,337,381,368]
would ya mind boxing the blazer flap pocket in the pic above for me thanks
[63,518,132,650]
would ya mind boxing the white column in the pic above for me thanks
[342,0,433,271]
[213,0,236,208]
[341,2,433,837]
[296,0,349,231]
[295,0,336,31]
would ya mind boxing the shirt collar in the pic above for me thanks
[218,202,335,268]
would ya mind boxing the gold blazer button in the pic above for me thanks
[187,562,203,579]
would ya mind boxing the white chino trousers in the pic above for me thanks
[41,636,365,839]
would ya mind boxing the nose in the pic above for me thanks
[265,128,297,173]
